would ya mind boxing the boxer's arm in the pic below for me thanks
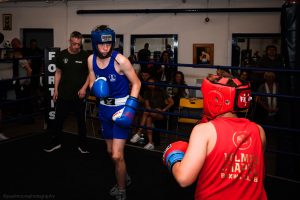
[115,54,141,98]
[172,123,214,187]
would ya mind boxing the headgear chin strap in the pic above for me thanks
[91,26,116,59]
[201,74,252,119]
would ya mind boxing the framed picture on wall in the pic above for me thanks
[2,14,12,31]
[193,43,214,65]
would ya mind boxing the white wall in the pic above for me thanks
[0,0,283,85]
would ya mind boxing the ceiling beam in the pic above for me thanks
[77,7,281,15]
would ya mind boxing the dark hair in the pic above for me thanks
[265,45,277,51]
[174,71,185,84]
[70,31,82,39]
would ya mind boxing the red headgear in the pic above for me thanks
[201,74,251,119]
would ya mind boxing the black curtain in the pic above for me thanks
[279,0,300,181]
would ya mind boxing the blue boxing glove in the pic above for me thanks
[112,96,139,127]
[92,77,109,98]
[162,141,188,172]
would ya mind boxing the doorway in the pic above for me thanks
[22,28,54,49]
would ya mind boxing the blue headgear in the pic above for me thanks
[91,26,116,58]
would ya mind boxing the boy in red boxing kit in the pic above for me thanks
[163,74,267,200]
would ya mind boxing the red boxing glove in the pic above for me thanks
[162,141,188,172]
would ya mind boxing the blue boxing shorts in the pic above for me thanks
[98,103,131,139]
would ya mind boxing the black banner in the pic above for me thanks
[44,48,60,130]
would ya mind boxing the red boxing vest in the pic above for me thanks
[195,118,267,200]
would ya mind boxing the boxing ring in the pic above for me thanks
[0,52,299,199]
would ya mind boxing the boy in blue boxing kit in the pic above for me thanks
[88,25,141,200]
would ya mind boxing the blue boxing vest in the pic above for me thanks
[93,51,129,98]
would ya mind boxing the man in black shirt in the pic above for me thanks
[44,31,90,153]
